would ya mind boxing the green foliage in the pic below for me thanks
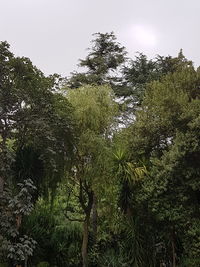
[0,40,75,200]
[67,84,118,206]
[180,257,200,267]
[97,248,130,267]
[37,262,50,267]
[67,84,118,134]
[0,179,37,265]
[113,148,147,184]
[7,235,37,262]
[112,147,147,217]
[67,32,127,94]
[9,179,36,216]
[0,41,75,266]
[122,50,193,103]
[126,64,200,264]
[2,35,200,266]
[23,199,82,266]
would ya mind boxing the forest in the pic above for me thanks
[0,32,200,267]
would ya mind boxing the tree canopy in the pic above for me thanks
[1,33,200,267]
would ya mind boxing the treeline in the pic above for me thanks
[0,33,200,267]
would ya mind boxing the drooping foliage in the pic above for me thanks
[66,84,118,267]
[0,41,74,266]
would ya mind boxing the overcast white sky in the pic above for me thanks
[0,0,200,76]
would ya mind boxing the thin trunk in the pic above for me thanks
[171,229,176,267]
[0,176,4,194]
[16,214,22,230]
[78,174,93,267]
[24,256,28,267]
[82,215,90,267]
[0,129,8,194]
[126,206,132,218]
[92,194,98,244]
[172,239,176,267]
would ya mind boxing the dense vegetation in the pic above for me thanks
[0,33,200,267]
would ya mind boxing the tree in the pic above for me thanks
[0,41,53,193]
[0,40,74,197]
[66,84,118,267]
[13,92,75,202]
[67,32,127,94]
[122,50,193,106]
[0,41,74,264]
[126,63,200,265]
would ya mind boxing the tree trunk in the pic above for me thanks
[0,176,4,194]
[79,177,94,267]
[171,229,176,267]
[92,194,98,244]
[82,215,90,267]
[126,206,132,218]
[24,256,28,267]
[0,132,8,194]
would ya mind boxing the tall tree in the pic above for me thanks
[126,63,200,265]
[66,84,117,267]
[0,41,74,264]
[122,50,193,106]
[67,32,127,94]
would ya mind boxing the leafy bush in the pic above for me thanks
[23,200,82,266]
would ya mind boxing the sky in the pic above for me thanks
[0,0,200,76]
